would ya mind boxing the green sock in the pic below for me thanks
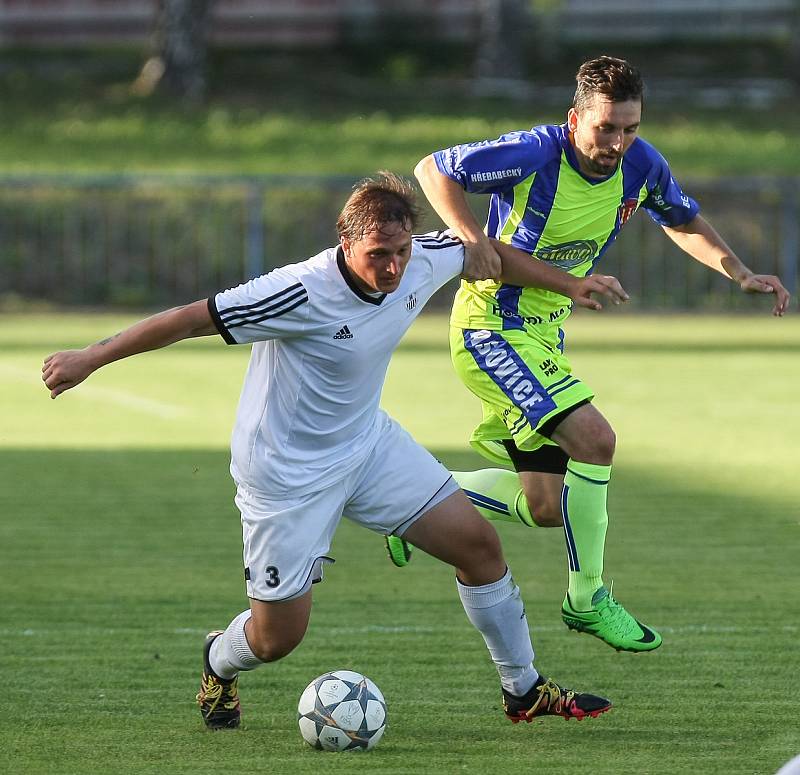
[452,469,535,527]
[562,460,611,610]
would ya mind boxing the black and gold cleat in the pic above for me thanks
[196,631,241,730]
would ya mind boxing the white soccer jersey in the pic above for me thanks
[208,231,464,496]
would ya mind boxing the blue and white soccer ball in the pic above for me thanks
[297,670,387,751]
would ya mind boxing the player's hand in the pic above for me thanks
[739,274,790,316]
[569,274,630,311]
[461,240,503,282]
[42,349,96,398]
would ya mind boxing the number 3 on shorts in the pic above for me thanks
[265,565,281,587]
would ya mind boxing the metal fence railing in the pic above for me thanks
[0,174,797,311]
[0,174,354,308]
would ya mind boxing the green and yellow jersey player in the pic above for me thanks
[386,56,790,653]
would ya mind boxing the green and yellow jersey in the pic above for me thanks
[435,123,700,349]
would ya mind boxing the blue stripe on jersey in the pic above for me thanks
[561,485,580,571]
[221,285,308,328]
[517,156,561,251]
[486,192,514,238]
[462,329,557,428]
[495,284,524,331]
[557,328,565,353]
[587,157,640,273]
[463,488,511,516]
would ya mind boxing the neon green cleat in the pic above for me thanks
[561,586,662,652]
[385,535,412,567]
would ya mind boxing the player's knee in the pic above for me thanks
[529,498,563,527]
[460,519,505,570]
[555,407,616,464]
[595,425,616,460]
[247,630,302,663]
[572,423,616,463]
[521,486,563,527]
[472,520,504,561]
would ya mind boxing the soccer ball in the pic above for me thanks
[297,670,387,751]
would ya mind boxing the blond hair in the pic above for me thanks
[336,171,421,241]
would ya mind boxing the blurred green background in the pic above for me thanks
[1,0,799,310]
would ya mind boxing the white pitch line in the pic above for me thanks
[74,384,188,419]
[2,362,187,419]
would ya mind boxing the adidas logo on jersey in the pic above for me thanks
[333,325,353,340]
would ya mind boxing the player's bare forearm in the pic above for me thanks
[42,300,216,398]
[491,240,629,310]
[88,301,217,362]
[414,155,501,279]
[664,215,790,315]
[663,215,741,277]
[493,240,576,295]
[414,155,485,243]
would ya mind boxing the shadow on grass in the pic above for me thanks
[2,445,794,610]
[3,447,797,775]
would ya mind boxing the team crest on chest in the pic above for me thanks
[405,292,417,311]
[618,198,638,227]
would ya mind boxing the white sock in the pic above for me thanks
[208,609,263,679]
[457,568,539,697]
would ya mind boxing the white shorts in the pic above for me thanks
[236,417,458,602]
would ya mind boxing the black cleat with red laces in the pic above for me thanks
[503,676,611,723]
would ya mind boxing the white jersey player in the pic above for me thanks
[210,230,465,499]
[43,172,616,733]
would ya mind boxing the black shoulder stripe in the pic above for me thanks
[414,238,461,246]
[219,282,305,316]
[436,229,460,242]
[413,231,462,244]
[220,286,308,327]
[414,240,463,250]
[226,295,308,329]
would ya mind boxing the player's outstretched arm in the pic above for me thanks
[489,239,629,310]
[663,215,790,316]
[414,154,501,281]
[42,299,217,399]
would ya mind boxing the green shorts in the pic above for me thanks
[450,326,594,465]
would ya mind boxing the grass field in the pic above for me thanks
[3,311,799,774]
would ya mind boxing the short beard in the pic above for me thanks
[586,153,620,176]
